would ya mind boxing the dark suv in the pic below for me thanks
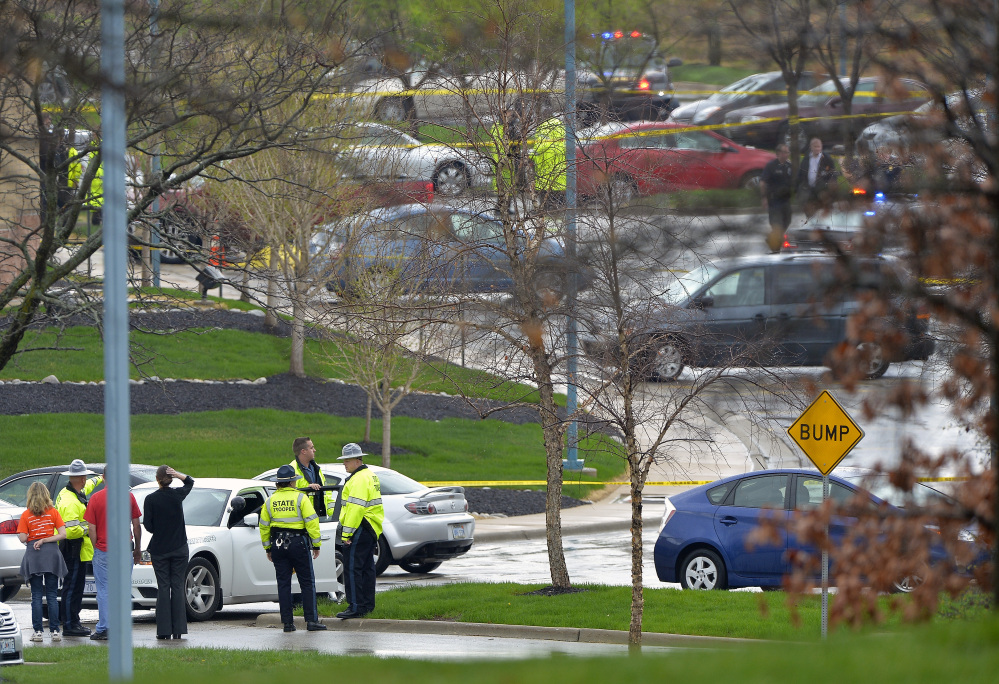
[582,253,934,381]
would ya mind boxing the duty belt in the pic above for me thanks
[272,529,306,549]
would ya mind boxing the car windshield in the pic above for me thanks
[709,74,775,104]
[659,263,720,303]
[132,487,231,527]
[798,79,840,106]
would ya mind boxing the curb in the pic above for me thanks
[256,614,755,648]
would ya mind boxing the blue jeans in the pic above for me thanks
[92,548,108,633]
[29,573,60,633]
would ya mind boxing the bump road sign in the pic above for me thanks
[787,390,864,475]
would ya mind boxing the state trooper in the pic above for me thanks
[336,443,385,620]
[54,459,103,637]
[259,465,327,632]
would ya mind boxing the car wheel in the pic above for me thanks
[399,560,443,574]
[374,536,391,576]
[602,174,637,205]
[329,549,346,603]
[680,549,727,590]
[534,266,567,299]
[740,171,763,193]
[433,162,470,198]
[859,342,890,379]
[650,338,685,382]
[892,575,923,594]
[185,557,221,621]
[374,96,414,122]
[0,583,20,602]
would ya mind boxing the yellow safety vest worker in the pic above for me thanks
[54,475,103,562]
[67,147,103,209]
[289,459,334,518]
[338,465,384,541]
[489,120,522,193]
[531,116,567,192]
[259,488,322,551]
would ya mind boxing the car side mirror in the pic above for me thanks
[829,97,842,108]
[230,496,246,513]
[692,296,714,309]
[242,513,259,528]
[720,144,735,153]
[667,58,683,68]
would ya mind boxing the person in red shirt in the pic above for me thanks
[17,482,67,642]
[84,469,141,641]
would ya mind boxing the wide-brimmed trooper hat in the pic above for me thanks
[338,443,367,461]
[274,465,298,482]
[64,459,97,477]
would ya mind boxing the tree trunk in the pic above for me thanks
[707,24,722,67]
[364,394,372,442]
[264,247,278,332]
[240,269,251,303]
[628,457,644,647]
[382,401,392,469]
[289,292,305,377]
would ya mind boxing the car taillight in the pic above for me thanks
[405,501,437,514]
[916,303,930,320]
[0,520,18,534]
[782,234,793,250]
[637,78,650,91]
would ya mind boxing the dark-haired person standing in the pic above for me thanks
[142,466,193,640]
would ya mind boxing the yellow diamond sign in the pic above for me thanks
[787,390,864,474]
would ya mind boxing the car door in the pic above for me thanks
[670,129,731,189]
[690,266,771,364]
[228,487,280,601]
[787,475,866,578]
[768,261,845,365]
[448,211,510,291]
[712,474,790,578]
[623,131,679,194]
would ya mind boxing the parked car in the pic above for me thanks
[580,253,934,381]
[576,121,775,202]
[338,122,491,198]
[653,468,974,591]
[91,478,345,621]
[670,71,820,127]
[323,202,574,296]
[723,76,930,149]
[0,601,23,666]
[780,200,910,254]
[255,464,474,575]
[0,464,158,602]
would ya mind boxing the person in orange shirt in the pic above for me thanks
[17,482,68,642]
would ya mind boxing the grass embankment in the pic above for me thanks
[0,411,622,495]
[324,582,991,641]
[8,615,999,683]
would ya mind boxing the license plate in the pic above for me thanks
[1,637,14,654]
[450,524,465,540]
[84,580,96,594]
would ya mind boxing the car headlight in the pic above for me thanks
[692,105,721,124]
[740,115,766,124]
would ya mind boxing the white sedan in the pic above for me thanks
[110,478,344,621]
[340,122,491,198]
[255,464,475,575]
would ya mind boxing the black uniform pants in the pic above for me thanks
[152,544,189,637]
[59,539,86,627]
[344,523,377,614]
[272,534,317,626]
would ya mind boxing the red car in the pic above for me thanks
[576,122,775,202]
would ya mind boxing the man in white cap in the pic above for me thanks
[54,460,103,637]
[336,443,384,619]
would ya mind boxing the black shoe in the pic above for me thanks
[63,626,92,637]
[283,623,296,632]
[306,621,328,631]
[156,635,170,640]
[336,610,363,619]
[172,634,183,639]
[90,631,108,641]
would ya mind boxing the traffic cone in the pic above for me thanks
[208,234,226,267]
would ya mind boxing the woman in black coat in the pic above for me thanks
[143,466,194,639]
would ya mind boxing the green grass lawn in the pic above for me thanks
[319,583,992,641]
[8,615,999,684]
[0,410,623,494]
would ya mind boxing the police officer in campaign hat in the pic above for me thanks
[336,443,384,620]
[55,459,103,637]
[259,465,327,632]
